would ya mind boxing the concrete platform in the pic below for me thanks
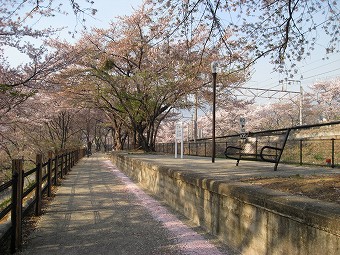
[120,152,340,180]
[111,152,340,255]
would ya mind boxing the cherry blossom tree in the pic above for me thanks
[51,4,247,151]
[0,0,97,115]
[306,78,340,122]
[147,0,339,76]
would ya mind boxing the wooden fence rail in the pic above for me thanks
[0,148,86,253]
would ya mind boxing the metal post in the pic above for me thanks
[212,72,217,163]
[175,141,178,158]
[181,133,184,159]
[299,83,303,125]
[211,62,218,163]
[331,138,335,168]
[255,137,258,160]
[194,92,198,142]
[273,128,291,171]
[299,140,303,165]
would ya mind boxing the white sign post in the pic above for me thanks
[175,122,184,159]
[240,117,247,139]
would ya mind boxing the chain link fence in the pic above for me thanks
[155,121,340,168]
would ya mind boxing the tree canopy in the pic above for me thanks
[148,0,339,77]
[51,6,247,151]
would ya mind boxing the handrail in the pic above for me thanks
[0,148,86,253]
[0,203,12,221]
[0,179,12,193]
[195,120,340,141]
[24,167,37,177]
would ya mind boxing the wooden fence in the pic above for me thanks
[0,148,86,253]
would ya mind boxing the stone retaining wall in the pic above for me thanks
[111,153,340,255]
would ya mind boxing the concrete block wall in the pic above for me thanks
[111,153,340,255]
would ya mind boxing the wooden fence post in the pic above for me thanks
[35,154,43,216]
[75,149,77,164]
[64,152,68,175]
[47,151,52,197]
[67,150,70,173]
[72,150,75,167]
[71,150,73,167]
[60,152,64,179]
[54,151,59,185]
[67,151,71,173]
[11,159,23,253]
[70,150,73,168]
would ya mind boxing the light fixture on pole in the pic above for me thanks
[211,61,218,163]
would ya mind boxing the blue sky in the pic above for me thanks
[47,0,340,88]
[4,0,144,66]
[247,44,340,93]
[57,0,144,39]
[5,0,339,102]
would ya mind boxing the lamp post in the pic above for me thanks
[211,61,218,163]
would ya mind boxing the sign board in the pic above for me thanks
[240,133,248,139]
[240,117,247,139]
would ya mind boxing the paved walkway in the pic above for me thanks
[19,154,237,255]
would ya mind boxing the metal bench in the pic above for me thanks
[224,146,242,166]
[260,128,291,171]
[224,128,291,171]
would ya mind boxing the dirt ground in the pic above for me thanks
[242,174,340,205]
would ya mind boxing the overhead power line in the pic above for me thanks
[229,86,300,100]
[303,67,340,80]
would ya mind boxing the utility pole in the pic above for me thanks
[299,83,303,126]
[281,79,303,126]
